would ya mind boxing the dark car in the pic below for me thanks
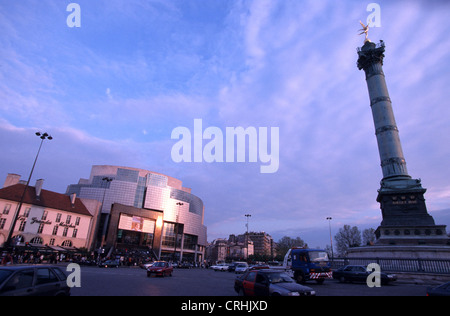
[179,262,193,269]
[147,261,173,277]
[0,265,70,296]
[234,269,316,296]
[98,259,120,268]
[332,265,397,285]
[427,282,450,296]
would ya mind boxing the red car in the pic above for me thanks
[146,261,173,277]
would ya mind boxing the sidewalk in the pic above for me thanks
[394,272,450,286]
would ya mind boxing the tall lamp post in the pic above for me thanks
[326,217,334,260]
[99,177,113,249]
[173,202,183,262]
[6,132,53,248]
[245,214,251,260]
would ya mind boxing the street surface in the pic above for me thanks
[70,266,430,296]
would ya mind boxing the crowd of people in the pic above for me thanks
[1,248,211,269]
[1,250,83,265]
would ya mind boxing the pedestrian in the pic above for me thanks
[1,252,13,265]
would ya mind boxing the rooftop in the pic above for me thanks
[0,184,92,217]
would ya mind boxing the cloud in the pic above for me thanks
[105,88,112,100]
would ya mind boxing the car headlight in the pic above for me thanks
[288,292,300,296]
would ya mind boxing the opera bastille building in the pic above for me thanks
[66,165,207,263]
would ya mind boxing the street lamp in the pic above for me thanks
[245,214,251,260]
[173,202,184,262]
[99,177,113,249]
[6,132,53,247]
[326,217,334,260]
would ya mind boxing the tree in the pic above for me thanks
[362,228,376,245]
[334,225,361,256]
[276,236,306,260]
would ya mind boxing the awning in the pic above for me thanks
[47,245,67,252]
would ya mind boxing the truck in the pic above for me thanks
[281,248,332,284]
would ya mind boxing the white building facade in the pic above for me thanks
[0,174,101,250]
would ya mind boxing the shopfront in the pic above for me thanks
[105,203,163,258]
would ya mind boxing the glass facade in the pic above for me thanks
[66,165,207,262]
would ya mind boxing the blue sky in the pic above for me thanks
[1,0,449,248]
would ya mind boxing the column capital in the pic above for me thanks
[357,40,385,71]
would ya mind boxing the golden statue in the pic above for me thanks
[358,20,370,42]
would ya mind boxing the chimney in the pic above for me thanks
[3,174,21,188]
[70,193,77,207]
[35,179,44,199]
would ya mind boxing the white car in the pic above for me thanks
[211,263,229,271]
[234,263,248,274]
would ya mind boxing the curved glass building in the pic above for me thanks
[66,165,207,262]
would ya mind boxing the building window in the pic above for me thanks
[23,207,31,217]
[37,223,45,234]
[62,227,68,237]
[18,220,26,232]
[162,222,182,248]
[49,238,55,246]
[56,213,62,222]
[183,234,198,251]
[72,229,78,238]
[0,218,6,229]
[62,240,72,247]
[41,211,48,220]
[66,215,71,224]
[30,237,43,245]
[3,204,11,215]
[52,225,58,236]
[75,217,80,225]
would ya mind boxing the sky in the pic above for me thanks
[1,0,449,248]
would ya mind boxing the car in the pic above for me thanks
[248,264,270,270]
[426,282,450,296]
[147,261,173,277]
[227,262,239,272]
[0,265,70,296]
[235,263,249,274]
[98,259,120,268]
[140,261,154,269]
[228,262,247,273]
[179,262,193,269]
[234,269,316,296]
[332,265,397,285]
[211,263,229,271]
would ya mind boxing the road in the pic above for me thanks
[70,266,431,296]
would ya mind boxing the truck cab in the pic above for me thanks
[284,248,332,284]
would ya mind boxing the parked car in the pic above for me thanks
[228,262,247,273]
[98,259,120,268]
[179,262,193,269]
[147,261,173,277]
[211,263,229,271]
[235,263,249,274]
[332,265,397,285]
[227,262,239,273]
[0,265,70,296]
[234,269,316,296]
[427,282,450,296]
[248,264,270,270]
